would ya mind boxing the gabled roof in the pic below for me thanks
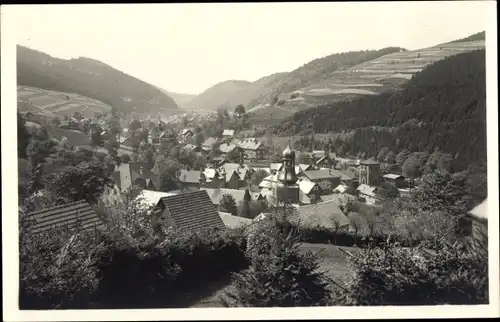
[225,169,241,182]
[204,168,220,180]
[223,129,235,136]
[180,128,194,136]
[297,178,319,195]
[202,137,218,148]
[259,173,279,189]
[218,211,252,229]
[157,190,225,231]
[303,169,341,181]
[136,190,180,208]
[316,155,333,165]
[270,163,283,171]
[319,169,353,181]
[178,169,201,184]
[233,138,263,150]
[312,150,326,158]
[291,200,350,229]
[115,163,146,192]
[357,184,377,197]
[469,198,488,220]
[382,173,404,180]
[201,188,248,205]
[219,143,237,154]
[25,200,104,234]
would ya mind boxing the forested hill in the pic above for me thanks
[17,45,182,116]
[446,31,485,44]
[272,49,486,170]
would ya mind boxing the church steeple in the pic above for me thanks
[278,144,298,185]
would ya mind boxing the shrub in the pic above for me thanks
[221,226,332,307]
[335,240,489,305]
[19,223,107,309]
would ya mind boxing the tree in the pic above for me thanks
[152,155,169,176]
[128,120,142,132]
[250,170,268,187]
[238,190,252,219]
[193,155,207,171]
[234,105,246,119]
[90,129,104,150]
[226,148,242,163]
[219,194,238,216]
[384,151,396,164]
[159,172,179,192]
[395,149,411,166]
[18,113,31,159]
[52,117,61,126]
[44,160,113,204]
[424,151,453,174]
[121,154,131,164]
[407,170,474,217]
[402,152,429,179]
[193,132,205,146]
[104,139,119,156]
[377,147,390,162]
[221,229,331,307]
[26,139,58,170]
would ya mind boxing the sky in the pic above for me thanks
[10,2,492,95]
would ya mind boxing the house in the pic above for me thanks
[24,200,104,234]
[270,163,283,173]
[202,168,225,188]
[218,211,253,229]
[382,174,406,188]
[177,169,201,191]
[311,150,326,160]
[201,137,218,151]
[113,163,158,193]
[218,143,238,156]
[356,184,379,205]
[134,190,180,209]
[464,198,488,247]
[225,169,242,190]
[152,190,225,231]
[148,127,160,144]
[222,129,235,137]
[296,177,322,205]
[316,155,337,169]
[287,200,350,230]
[234,138,266,160]
[178,128,194,143]
[299,169,341,194]
[295,164,314,175]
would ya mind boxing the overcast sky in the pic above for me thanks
[11,2,490,95]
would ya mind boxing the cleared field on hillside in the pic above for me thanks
[48,127,90,146]
[249,39,485,125]
[17,86,112,118]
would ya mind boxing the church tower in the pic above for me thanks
[275,145,300,205]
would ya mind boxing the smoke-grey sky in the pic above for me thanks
[11,2,491,94]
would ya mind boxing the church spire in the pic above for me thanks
[278,144,298,185]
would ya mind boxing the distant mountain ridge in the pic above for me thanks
[156,87,196,109]
[17,45,182,117]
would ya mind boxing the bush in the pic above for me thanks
[335,240,489,305]
[19,224,107,309]
[221,221,332,307]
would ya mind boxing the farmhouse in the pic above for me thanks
[356,184,380,205]
[113,163,158,192]
[202,168,225,188]
[234,138,266,160]
[296,177,322,205]
[222,129,235,137]
[225,169,242,190]
[382,173,406,188]
[177,169,201,192]
[465,198,488,247]
[24,200,104,234]
[299,169,341,194]
[316,155,337,169]
[201,137,218,151]
[152,190,225,231]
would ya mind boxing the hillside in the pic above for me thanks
[183,80,253,111]
[272,49,486,171]
[17,85,112,119]
[157,88,196,109]
[17,45,182,117]
[248,33,485,126]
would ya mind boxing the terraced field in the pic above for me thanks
[249,39,485,125]
[17,85,112,119]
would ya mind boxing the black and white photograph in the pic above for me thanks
[1,2,499,320]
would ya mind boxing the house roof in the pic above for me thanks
[360,159,380,165]
[234,138,263,151]
[469,199,488,220]
[292,200,350,229]
[219,143,237,154]
[312,150,326,158]
[183,144,199,151]
[357,184,377,197]
[297,178,318,195]
[270,163,283,171]
[115,163,146,192]
[202,137,218,148]
[204,168,221,180]
[303,169,341,181]
[157,190,225,231]
[202,188,248,205]
[180,128,193,135]
[382,173,404,180]
[321,169,353,181]
[223,129,235,136]
[259,173,279,189]
[225,169,241,182]
[178,169,201,184]
[25,200,104,234]
[136,190,180,208]
[218,211,252,229]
